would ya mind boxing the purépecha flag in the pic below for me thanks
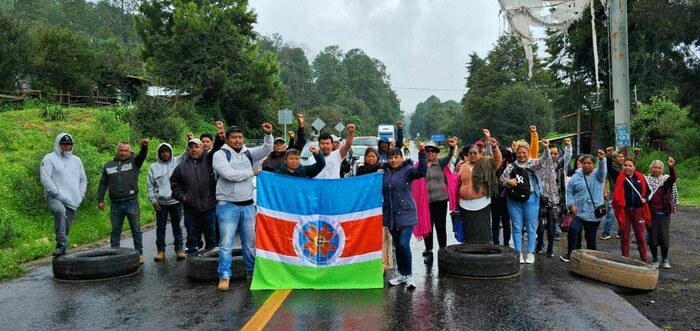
[251,171,384,290]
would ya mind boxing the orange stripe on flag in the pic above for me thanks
[257,214,298,257]
[339,215,383,257]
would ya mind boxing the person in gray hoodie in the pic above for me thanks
[212,122,273,291]
[147,143,186,261]
[40,133,87,257]
[97,139,148,263]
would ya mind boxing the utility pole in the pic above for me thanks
[609,0,631,155]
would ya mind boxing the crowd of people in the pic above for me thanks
[39,117,679,291]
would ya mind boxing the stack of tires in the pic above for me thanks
[186,248,246,281]
[569,249,659,290]
[53,248,141,281]
[438,244,520,278]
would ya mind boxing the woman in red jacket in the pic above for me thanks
[612,158,651,262]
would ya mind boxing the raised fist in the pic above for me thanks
[186,132,194,140]
[541,139,549,147]
[564,138,572,145]
[296,114,304,126]
[347,123,356,133]
[448,137,457,148]
[529,125,537,132]
[261,122,273,134]
[483,128,491,138]
[309,146,318,154]
[606,147,614,155]
[288,130,295,138]
[396,121,403,129]
[597,149,606,160]
[141,138,149,146]
[668,156,675,167]
[215,121,224,131]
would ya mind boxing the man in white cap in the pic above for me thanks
[40,133,87,257]
[171,121,225,255]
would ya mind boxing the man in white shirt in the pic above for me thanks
[314,124,355,179]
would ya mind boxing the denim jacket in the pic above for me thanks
[566,158,607,222]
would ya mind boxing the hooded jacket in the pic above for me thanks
[382,150,427,230]
[40,133,87,210]
[566,158,607,222]
[213,134,273,203]
[147,143,185,205]
[170,138,224,212]
[97,142,148,203]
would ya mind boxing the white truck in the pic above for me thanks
[377,124,395,142]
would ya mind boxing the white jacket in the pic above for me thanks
[213,134,273,203]
[40,133,87,210]
[147,143,185,205]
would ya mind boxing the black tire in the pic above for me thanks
[186,248,246,281]
[52,248,140,280]
[438,244,519,278]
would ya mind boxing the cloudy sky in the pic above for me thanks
[248,0,503,116]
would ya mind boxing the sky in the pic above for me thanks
[248,0,503,116]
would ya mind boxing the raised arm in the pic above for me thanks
[529,125,539,159]
[595,150,607,183]
[306,147,326,178]
[483,129,502,170]
[409,147,428,180]
[134,139,149,168]
[339,123,355,159]
[438,137,457,167]
[396,121,404,148]
[292,114,306,151]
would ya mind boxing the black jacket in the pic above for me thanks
[97,143,148,203]
[275,152,325,178]
[170,138,224,212]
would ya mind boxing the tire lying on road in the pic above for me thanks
[570,249,659,290]
[52,248,140,280]
[186,248,246,282]
[438,244,519,278]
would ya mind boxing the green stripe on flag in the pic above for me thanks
[250,258,385,290]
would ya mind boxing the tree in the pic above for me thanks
[277,46,319,112]
[0,14,31,90]
[312,46,350,104]
[31,27,95,94]
[136,0,285,130]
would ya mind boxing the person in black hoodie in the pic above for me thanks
[170,121,225,254]
[356,147,382,176]
[97,139,148,263]
[262,114,306,172]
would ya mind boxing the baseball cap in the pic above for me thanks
[59,135,73,145]
[187,138,203,146]
[274,137,286,144]
[475,140,485,148]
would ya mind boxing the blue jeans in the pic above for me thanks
[603,199,615,235]
[156,203,183,252]
[507,194,539,253]
[216,202,256,279]
[390,225,414,276]
[184,209,216,252]
[110,199,143,254]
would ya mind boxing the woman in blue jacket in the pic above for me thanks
[383,145,427,289]
[560,150,607,262]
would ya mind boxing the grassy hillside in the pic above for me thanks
[0,106,187,280]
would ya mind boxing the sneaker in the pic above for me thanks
[246,274,253,282]
[154,251,165,262]
[218,278,230,291]
[616,231,621,239]
[560,254,571,263]
[546,251,554,258]
[662,260,671,269]
[519,253,525,264]
[176,250,186,260]
[599,234,611,240]
[389,274,408,286]
[525,253,535,264]
[201,246,219,257]
[650,260,659,268]
[406,276,416,289]
[53,245,66,257]
[535,249,543,254]
[422,249,432,257]
[139,255,145,264]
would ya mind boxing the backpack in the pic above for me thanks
[221,149,253,166]
[506,166,536,202]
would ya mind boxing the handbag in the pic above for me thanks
[584,176,606,218]
[559,213,575,232]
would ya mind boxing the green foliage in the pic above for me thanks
[0,14,31,90]
[128,97,189,144]
[30,26,96,94]
[410,96,460,139]
[89,110,135,152]
[0,208,18,247]
[40,105,66,121]
[136,0,284,130]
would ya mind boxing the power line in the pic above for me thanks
[393,87,466,92]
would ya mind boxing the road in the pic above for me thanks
[0,142,658,330]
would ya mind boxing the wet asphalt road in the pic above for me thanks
[0,144,658,330]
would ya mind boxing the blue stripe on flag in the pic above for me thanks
[256,171,382,215]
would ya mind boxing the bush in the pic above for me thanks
[0,208,18,248]
[40,105,65,121]
[88,110,134,152]
[129,97,187,143]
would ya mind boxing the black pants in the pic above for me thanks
[184,209,216,252]
[567,217,600,254]
[536,206,555,254]
[424,200,448,251]
[155,203,183,252]
[490,196,511,246]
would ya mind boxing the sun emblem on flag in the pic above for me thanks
[294,220,344,266]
